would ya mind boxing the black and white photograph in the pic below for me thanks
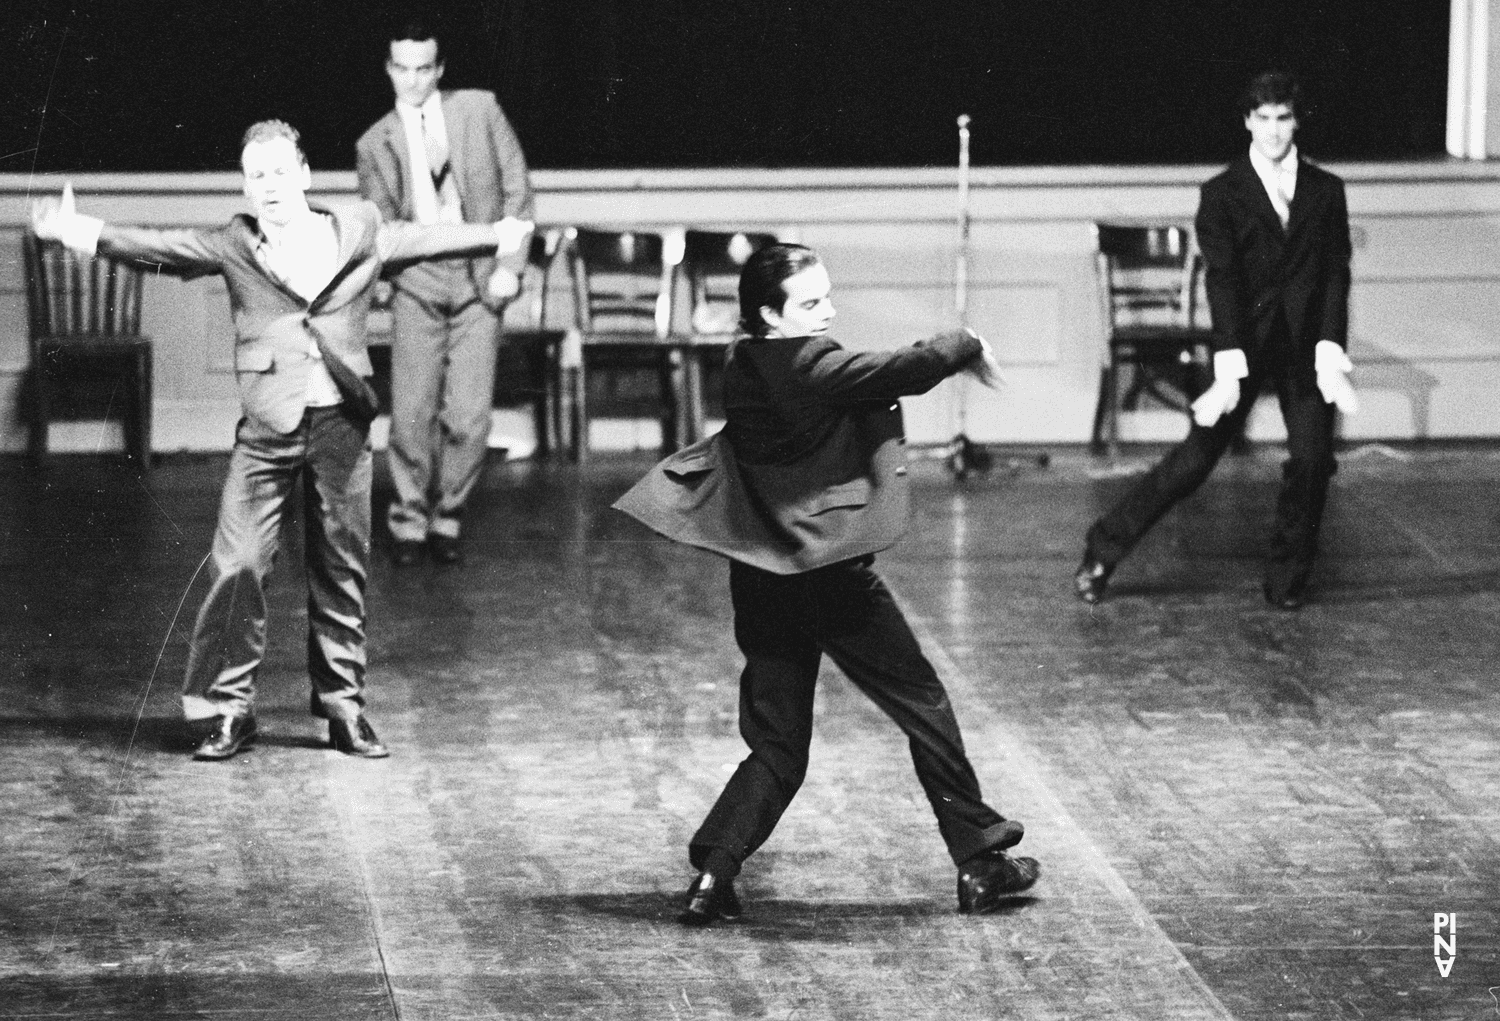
[2,2,1495,1018]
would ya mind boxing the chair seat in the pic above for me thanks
[1108,325,1215,347]
[39,337,152,361]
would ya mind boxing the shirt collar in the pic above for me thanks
[258,204,328,248]
[1249,142,1298,179]
[396,92,443,124]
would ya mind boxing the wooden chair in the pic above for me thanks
[505,228,568,457]
[1090,223,1214,456]
[23,232,153,473]
[562,227,685,461]
[679,229,779,440]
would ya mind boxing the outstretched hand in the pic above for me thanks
[31,182,76,241]
[964,330,1006,390]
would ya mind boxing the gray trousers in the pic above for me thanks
[182,406,372,722]
[386,262,500,542]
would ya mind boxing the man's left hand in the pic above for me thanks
[1314,340,1359,415]
[493,217,533,256]
[487,266,521,304]
[963,330,1006,390]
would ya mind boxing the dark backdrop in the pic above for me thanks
[5,1,1450,173]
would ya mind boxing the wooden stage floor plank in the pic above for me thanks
[0,448,1497,1019]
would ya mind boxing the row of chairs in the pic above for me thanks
[512,227,779,461]
[22,221,1214,470]
[20,226,779,471]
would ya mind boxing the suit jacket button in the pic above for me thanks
[895,466,908,476]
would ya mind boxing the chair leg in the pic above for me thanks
[132,346,153,474]
[30,362,50,467]
[1107,352,1123,458]
[526,341,551,459]
[683,350,707,446]
[659,353,683,455]
[1089,365,1110,456]
[570,362,587,463]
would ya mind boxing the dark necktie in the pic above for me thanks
[421,110,461,216]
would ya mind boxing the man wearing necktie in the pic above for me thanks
[1075,72,1358,610]
[32,121,531,760]
[357,17,535,566]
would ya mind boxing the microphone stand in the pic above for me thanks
[947,114,992,479]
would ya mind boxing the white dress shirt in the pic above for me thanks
[1249,143,1298,228]
[396,93,462,226]
[258,210,344,407]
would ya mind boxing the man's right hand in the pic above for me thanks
[493,217,534,256]
[31,182,76,241]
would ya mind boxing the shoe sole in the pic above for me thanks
[330,742,390,759]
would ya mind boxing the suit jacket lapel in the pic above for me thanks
[1283,158,1318,240]
[307,204,366,313]
[380,112,415,216]
[245,220,306,306]
[1230,157,1286,237]
[439,91,469,209]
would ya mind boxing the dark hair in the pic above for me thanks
[1239,71,1303,119]
[738,243,821,336]
[240,120,306,166]
[390,16,442,63]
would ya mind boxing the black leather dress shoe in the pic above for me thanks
[678,872,743,926]
[428,535,462,565]
[1263,584,1305,611]
[391,540,422,567]
[1073,559,1112,604]
[328,715,390,758]
[957,848,1041,914]
[193,712,258,761]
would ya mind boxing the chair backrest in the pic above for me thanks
[520,227,566,329]
[682,230,779,335]
[567,228,677,339]
[23,232,145,343]
[1094,223,1204,331]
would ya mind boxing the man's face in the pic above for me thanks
[1245,102,1297,162]
[387,38,444,107]
[241,136,312,228]
[762,263,835,338]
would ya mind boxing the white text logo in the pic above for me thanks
[1434,913,1456,977]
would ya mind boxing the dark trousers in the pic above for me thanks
[181,406,373,723]
[1086,339,1337,596]
[689,556,1017,878]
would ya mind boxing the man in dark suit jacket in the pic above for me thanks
[616,243,1040,925]
[33,121,527,760]
[356,18,535,566]
[1075,72,1357,610]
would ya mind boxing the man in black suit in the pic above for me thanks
[616,243,1039,925]
[1076,71,1357,610]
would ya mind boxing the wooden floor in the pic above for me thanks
[1,443,1496,1020]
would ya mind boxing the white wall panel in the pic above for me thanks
[3,162,1499,453]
